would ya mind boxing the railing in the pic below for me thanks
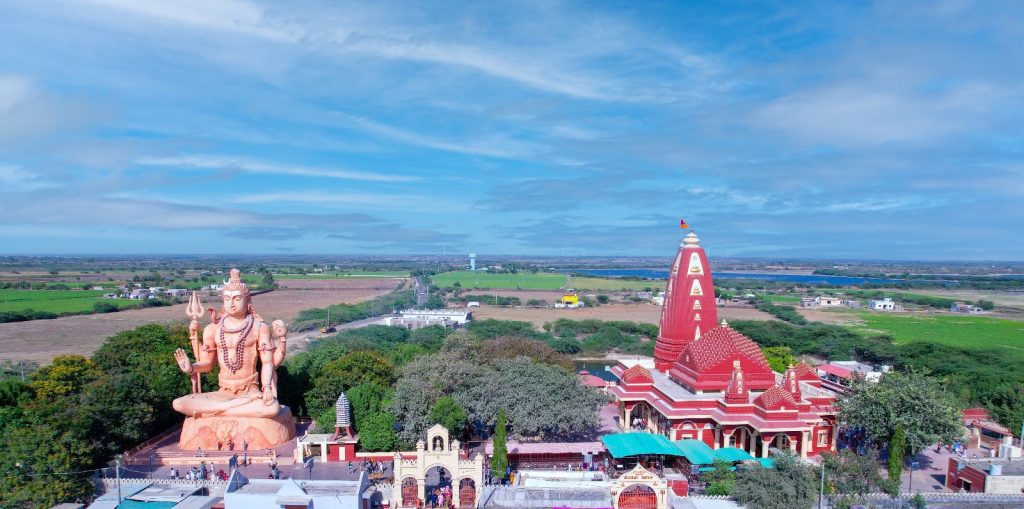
[123,425,182,464]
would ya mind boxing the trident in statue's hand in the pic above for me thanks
[185,291,204,394]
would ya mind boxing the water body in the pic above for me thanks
[574,360,619,382]
[558,268,913,285]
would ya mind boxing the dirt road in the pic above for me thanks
[471,302,777,328]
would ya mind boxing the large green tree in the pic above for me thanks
[306,350,396,417]
[429,396,468,434]
[837,370,962,455]
[822,448,886,498]
[732,455,818,509]
[358,412,403,452]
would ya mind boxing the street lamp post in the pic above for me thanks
[818,462,825,509]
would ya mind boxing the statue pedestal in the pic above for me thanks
[179,407,296,450]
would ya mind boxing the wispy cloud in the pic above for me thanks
[136,155,420,183]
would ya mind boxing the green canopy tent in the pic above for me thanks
[601,433,684,458]
[672,439,716,466]
[713,447,755,462]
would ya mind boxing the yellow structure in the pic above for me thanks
[561,293,580,306]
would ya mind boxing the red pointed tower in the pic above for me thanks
[653,230,719,372]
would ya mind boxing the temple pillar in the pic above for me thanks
[800,431,810,458]
[623,404,632,432]
[759,435,773,458]
[713,427,721,449]
[722,432,732,449]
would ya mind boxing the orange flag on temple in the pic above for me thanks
[680,218,689,229]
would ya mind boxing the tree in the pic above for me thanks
[703,459,736,495]
[429,396,467,434]
[732,455,817,509]
[490,409,509,480]
[837,370,962,456]
[391,352,489,442]
[822,448,886,498]
[479,338,573,370]
[348,383,392,429]
[762,346,796,373]
[461,358,606,440]
[888,424,906,495]
[306,350,396,417]
[358,412,403,452]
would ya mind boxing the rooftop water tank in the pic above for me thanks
[990,463,1003,476]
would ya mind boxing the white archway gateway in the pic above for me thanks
[392,424,485,508]
[611,464,668,509]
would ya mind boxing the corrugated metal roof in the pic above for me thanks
[601,433,683,459]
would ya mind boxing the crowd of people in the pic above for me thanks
[167,463,230,482]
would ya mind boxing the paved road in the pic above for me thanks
[414,276,427,307]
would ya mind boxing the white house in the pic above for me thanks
[868,298,898,311]
[815,296,845,307]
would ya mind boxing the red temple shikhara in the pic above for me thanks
[610,231,838,458]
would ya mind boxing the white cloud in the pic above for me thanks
[228,191,468,211]
[748,80,1004,147]
[80,0,298,42]
[0,164,56,190]
[136,155,420,183]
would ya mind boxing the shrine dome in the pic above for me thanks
[753,385,798,411]
[670,321,776,392]
[621,364,654,385]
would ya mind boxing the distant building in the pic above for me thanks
[800,297,816,308]
[383,310,471,329]
[164,288,189,298]
[845,299,861,308]
[815,361,887,393]
[947,457,1024,494]
[952,301,984,314]
[815,296,844,307]
[868,297,900,311]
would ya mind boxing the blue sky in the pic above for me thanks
[0,1,1021,259]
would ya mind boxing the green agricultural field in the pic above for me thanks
[431,271,665,291]
[0,289,140,314]
[761,294,801,303]
[274,271,409,279]
[850,312,1024,357]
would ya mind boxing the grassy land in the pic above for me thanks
[761,295,801,303]
[274,271,409,279]
[849,312,1024,357]
[431,271,663,291]
[0,289,140,314]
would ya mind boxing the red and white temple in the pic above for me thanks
[610,231,838,458]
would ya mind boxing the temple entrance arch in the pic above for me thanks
[391,425,485,508]
[611,464,667,509]
[458,478,476,508]
[619,485,657,509]
[401,477,418,507]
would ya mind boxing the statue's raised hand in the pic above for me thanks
[271,320,286,339]
[174,348,193,374]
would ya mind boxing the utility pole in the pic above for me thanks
[116,454,124,504]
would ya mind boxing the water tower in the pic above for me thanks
[469,253,476,271]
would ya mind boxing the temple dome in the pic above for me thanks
[670,324,776,392]
[653,229,718,371]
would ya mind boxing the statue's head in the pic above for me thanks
[222,269,252,318]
